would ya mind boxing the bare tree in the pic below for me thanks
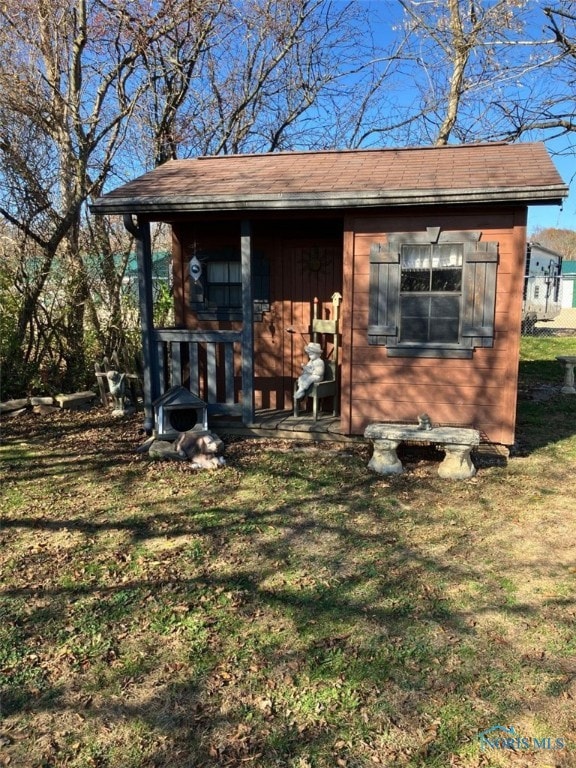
[0,0,405,395]
[0,0,195,392]
[546,1,576,54]
[495,2,576,143]
[391,0,564,146]
[135,0,226,166]
[131,0,405,160]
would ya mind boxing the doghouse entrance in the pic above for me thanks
[153,385,208,440]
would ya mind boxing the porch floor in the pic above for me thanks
[208,409,358,442]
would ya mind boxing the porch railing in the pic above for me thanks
[152,329,243,416]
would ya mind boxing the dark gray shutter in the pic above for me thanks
[368,240,400,346]
[461,241,498,348]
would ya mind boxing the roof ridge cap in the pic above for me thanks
[196,140,522,162]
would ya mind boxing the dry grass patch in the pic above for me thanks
[1,339,575,767]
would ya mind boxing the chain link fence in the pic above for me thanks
[522,309,576,337]
[522,278,576,337]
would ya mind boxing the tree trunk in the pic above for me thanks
[435,0,470,146]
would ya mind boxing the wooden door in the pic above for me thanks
[252,236,342,410]
[275,239,343,409]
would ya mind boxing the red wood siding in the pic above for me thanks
[341,207,527,444]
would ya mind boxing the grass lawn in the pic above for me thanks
[1,337,575,768]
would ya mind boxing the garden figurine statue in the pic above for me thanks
[106,370,127,414]
[417,413,432,430]
[295,342,325,399]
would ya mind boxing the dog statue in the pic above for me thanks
[174,428,226,469]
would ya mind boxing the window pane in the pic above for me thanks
[207,262,227,282]
[397,240,464,344]
[431,295,460,318]
[228,285,242,307]
[401,244,463,292]
[400,296,430,342]
[228,262,242,282]
[206,260,242,308]
[401,270,430,291]
[401,295,430,316]
[431,245,462,291]
[208,285,227,305]
[430,296,459,342]
[400,295,460,343]
[401,317,428,342]
[432,243,463,267]
[401,244,430,269]
[401,246,431,291]
[431,268,462,291]
[430,319,459,342]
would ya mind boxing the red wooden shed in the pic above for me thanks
[91,141,568,446]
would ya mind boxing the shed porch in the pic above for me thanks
[209,408,350,441]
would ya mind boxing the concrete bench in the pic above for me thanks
[556,356,576,394]
[364,423,480,480]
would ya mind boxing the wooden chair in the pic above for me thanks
[293,293,341,420]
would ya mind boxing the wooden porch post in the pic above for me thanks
[124,214,159,433]
[241,220,255,425]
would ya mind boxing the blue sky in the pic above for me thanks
[527,146,575,235]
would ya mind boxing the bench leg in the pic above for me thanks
[368,439,403,475]
[438,444,476,480]
[560,361,576,394]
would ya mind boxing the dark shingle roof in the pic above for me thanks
[91,142,568,215]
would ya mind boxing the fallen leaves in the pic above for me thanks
[1,407,576,768]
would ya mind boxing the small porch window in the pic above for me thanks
[206,261,242,309]
[190,247,270,321]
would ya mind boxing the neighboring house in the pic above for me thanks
[91,141,568,446]
[522,242,563,326]
[561,260,576,309]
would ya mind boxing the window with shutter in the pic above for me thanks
[368,230,498,358]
